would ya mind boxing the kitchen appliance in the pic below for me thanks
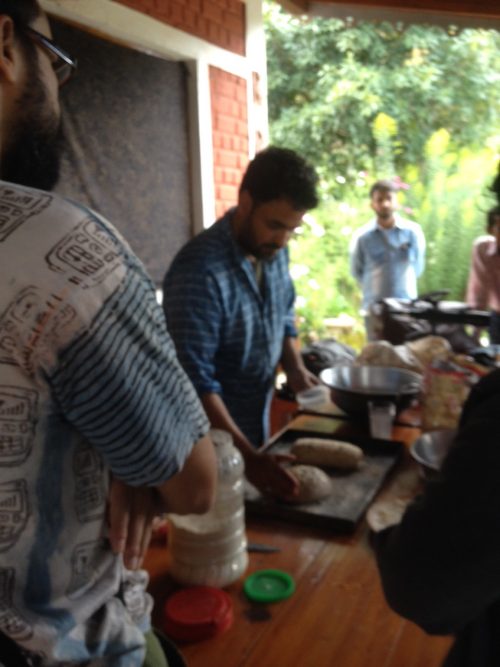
[370,291,490,353]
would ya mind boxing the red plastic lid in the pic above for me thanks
[164,586,233,642]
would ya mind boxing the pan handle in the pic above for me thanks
[368,400,396,439]
[400,382,422,394]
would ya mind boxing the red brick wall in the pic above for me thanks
[210,67,249,219]
[116,0,246,55]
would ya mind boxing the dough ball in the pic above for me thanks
[285,464,333,504]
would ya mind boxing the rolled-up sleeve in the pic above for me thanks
[349,233,364,284]
[48,263,209,487]
[412,224,426,278]
[284,256,298,338]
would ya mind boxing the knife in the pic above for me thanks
[246,542,281,553]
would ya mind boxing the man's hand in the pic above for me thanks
[244,449,300,499]
[280,336,320,395]
[286,366,320,395]
[107,478,160,571]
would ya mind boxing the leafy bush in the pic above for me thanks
[290,136,498,349]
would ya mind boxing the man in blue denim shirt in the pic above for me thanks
[350,180,426,340]
[163,148,319,499]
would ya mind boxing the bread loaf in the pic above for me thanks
[291,438,363,470]
[356,340,423,374]
[285,464,333,504]
[405,335,452,367]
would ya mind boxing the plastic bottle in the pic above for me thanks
[167,429,248,588]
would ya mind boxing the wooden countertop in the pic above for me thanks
[144,409,453,667]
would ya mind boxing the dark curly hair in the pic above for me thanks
[487,206,500,233]
[0,1,41,56]
[239,146,319,211]
[369,179,398,198]
[0,1,40,26]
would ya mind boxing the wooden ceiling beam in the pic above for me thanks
[279,0,500,25]
[308,0,500,19]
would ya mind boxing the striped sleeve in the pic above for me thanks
[48,265,209,486]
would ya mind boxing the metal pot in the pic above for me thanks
[319,365,423,416]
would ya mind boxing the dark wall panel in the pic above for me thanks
[52,20,192,285]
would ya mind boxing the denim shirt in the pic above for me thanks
[163,209,297,446]
[350,215,426,310]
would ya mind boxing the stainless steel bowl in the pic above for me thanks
[410,429,457,478]
[319,365,423,416]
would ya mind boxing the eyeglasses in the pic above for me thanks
[23,26,77,86]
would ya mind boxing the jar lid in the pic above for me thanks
[164,586,233,642]
[243,569,295,603]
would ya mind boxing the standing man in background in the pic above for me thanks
[349,179,426,340]
[0,1,216,664]
[163,147,319,499]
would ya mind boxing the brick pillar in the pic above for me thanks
[210,67,249,220]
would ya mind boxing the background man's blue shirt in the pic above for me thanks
[349,215,426,310]
[163,209,297,446]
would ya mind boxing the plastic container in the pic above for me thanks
[243,569,295,603]
[164,586,233,642]
[296,384,331,411]
[167,429,248,588]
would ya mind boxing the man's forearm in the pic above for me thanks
[156,434,217,515]
[280,336,306,374]
[201,392,257,459]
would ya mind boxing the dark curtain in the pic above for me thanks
[51,19,192,285]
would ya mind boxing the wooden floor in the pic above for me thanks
[144,400,453,667]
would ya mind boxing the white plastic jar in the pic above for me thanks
[167,429,248,588]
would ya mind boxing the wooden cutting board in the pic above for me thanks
[244,415,403,533]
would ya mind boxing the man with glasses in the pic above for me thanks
[0,1,217,665]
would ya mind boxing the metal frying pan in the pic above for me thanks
[319,365,423,416]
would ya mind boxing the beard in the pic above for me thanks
[253,244,280,259]
[236,212,280,260]
[1,59,64,191]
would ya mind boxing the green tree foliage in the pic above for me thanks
[265,3,500,196]
[289,140,498,346]
[406,134,498,300]
[265,3,500,348]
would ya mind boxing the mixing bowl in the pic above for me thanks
[410,429,457,479]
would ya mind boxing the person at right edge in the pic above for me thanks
[372,162,500,667]
[0,1,217,665]
[466,205,500,343]
[467,163,500,344]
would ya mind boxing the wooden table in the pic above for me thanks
[144,411,453,667]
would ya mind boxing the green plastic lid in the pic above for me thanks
[243,569,295,603]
